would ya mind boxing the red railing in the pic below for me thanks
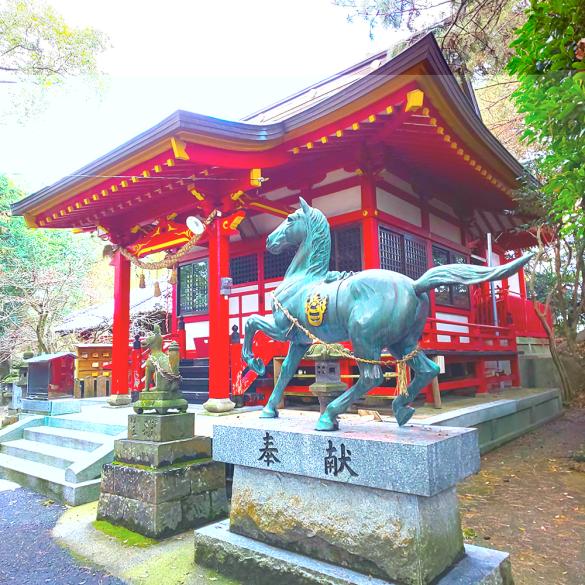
[230,313,521,401]
[473,287,550,339]
[421,316,516,353]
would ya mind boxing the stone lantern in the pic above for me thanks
[304,343,347,429]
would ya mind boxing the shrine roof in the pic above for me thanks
[12,34,530,234]
[242,34,481,125]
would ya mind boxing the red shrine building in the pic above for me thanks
[12,35,547,411]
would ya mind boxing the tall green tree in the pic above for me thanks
[0,0,108,118]
[0,174,100,360]
[508,0,585,237]
[506,0,585,399]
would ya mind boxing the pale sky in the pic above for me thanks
[0,0,408,194]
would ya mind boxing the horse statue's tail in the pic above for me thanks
[412,253,533,295]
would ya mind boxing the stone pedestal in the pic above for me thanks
[97,412,228,539]
[194,414,514,585]
[107,393,131,407]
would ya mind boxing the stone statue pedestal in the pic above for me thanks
[194,414,514,585]
[97,412,228,539]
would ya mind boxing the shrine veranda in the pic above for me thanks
[12,33,550,410]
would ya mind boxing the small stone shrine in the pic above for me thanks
[97,412,228,538]
[194,414,514,585]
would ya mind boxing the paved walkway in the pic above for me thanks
[0,480,124,585]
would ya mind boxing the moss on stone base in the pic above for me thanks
[92,520,157,547]
[111,456,212,472]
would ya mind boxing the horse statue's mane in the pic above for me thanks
[285,203,330,279]
[287,202,352,283]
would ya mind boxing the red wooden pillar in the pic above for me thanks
[204,218,235,412]
[108,251,131,405]
[360,171,380,269]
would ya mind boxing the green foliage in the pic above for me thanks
[0,174,101,359]
[508,0,585,237]
[0,174,95,275]
[0,0,108,118]
[0,0,107,83]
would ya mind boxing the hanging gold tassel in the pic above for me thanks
[168,266,177,285]
[139,272,146,289]
[153,281,161,297]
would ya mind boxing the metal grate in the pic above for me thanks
[264,247,296,280]
[330,225,362,272]
[230,254,258,285]
[178,260,208,314]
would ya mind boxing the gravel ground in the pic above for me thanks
[0,483,125,585]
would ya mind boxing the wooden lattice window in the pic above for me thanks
[432,245,470,308]
[379,226,427,279]
[230,254,258,285]
[404,237,428,279]
[330,225,362,272]
[178,260,208,314]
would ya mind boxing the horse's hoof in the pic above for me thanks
[315,413,337,431]
[260,405,278,418]
[249,357,265,376]
[395,406,415,427]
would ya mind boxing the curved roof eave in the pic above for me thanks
[11,34,528,217]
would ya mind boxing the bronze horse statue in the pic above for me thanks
[242,198,531,431]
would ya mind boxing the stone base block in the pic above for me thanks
[203,397,235,413]
[97,458,228,539]
[107,393,131,407]
[127,412,194,442]
[133,391,188,415]
[230,466,463,585]
[115,435,211,468]
[194,520,514,585]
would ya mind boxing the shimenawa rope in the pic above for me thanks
[272,294,419,396]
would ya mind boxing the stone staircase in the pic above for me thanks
[180,358,210,404]
[0,415,126,505]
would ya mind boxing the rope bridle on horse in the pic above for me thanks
[272,294,420,396]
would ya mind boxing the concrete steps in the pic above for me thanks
[1,439,86,469]
[0,453,101,505]
[24,426,111,451]
[0,414,126,506]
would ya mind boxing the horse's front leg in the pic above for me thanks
[261,342,308,419]
[241,314,285,376]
